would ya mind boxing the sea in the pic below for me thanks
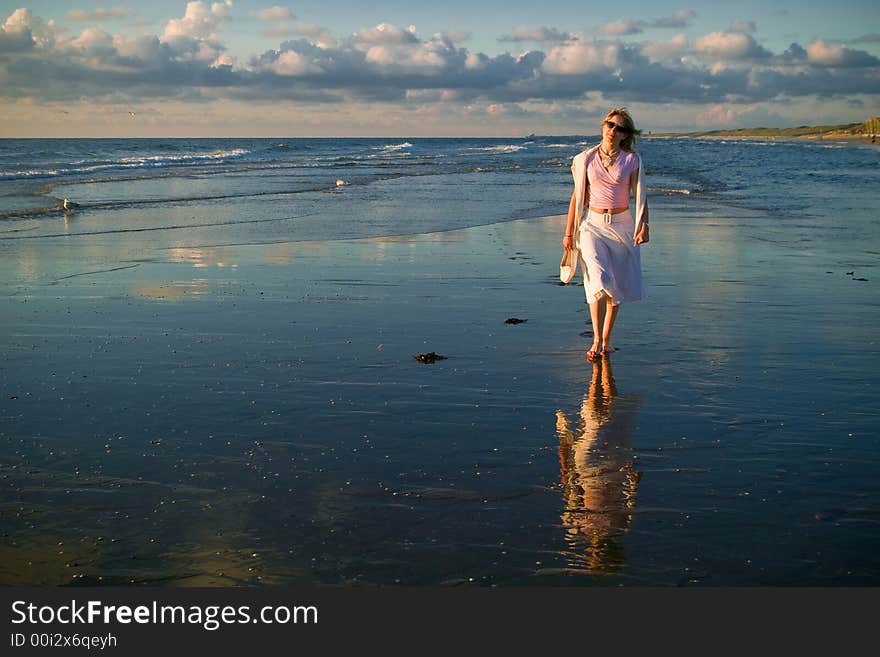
[1,136,879,586]
[2,135,875,244]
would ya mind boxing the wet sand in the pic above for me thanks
[2,199,879,585]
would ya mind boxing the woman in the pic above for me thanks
[562,108,649,361]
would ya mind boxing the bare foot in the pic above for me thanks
[587,340,602,361]
[601,343,616,356]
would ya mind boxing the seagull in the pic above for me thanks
[62,199,79,211]
[128,111,136,117]
[335,179,347,187]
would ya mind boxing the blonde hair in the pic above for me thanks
[603,107,641,152]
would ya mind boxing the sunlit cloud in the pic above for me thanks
[595,19,643,37]
[498,26,574,44]
[0,2,877,135]
[694,31,772,61]
[806,39,880,67]
[256,6,295,22]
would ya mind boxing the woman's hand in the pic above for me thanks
[633,223,649,246]
[562,235,574,250]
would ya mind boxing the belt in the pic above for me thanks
[588,206,630,225]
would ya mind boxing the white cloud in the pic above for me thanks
[364,41,445,70]
[465,52,487,69]
[355,23,418,46]
[163,1,232,41]
[542,40,621,74]
[695,31,770,61]
[806,39,879,67]
[434,31,471,44]
[70,26,116,55]
[595,18,642,37]
[642,34,689,62]
[273,50,321,75]
[112,34,164,63]
[256,6,294,22]
[3,7,56,48]
[2,5,878,120]
[295,24,337,49]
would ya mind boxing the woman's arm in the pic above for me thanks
[630,166,649,246]
[562,190,577,249]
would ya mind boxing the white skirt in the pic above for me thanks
[578,210,646,305]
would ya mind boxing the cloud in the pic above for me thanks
[272,49,322,75]
[851,34,880,44]
[595,18,642,37]
[542,40,626,74]
[642,34,689,62]
[781,42,808,61]
[695,32,772,61]
[0,15,35,53]
[70,27,116,56]
[261,23,336,47]
[1,5,878,114]
[806,40,879,67]
[66,8,132,22]
[498,26,574,44]
[354,23,418,45]
[2,8,56,49]
[163,1,232,41]
[648,10,697,29]
[596,11,696,36]
[256,6,294,22]
[435,31,471,44]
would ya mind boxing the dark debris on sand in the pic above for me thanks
[415,352,446,364]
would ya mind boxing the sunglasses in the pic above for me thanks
[603,120,631,134]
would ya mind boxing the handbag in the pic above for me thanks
[559,248,578,284]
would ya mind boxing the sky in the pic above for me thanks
[1,0,879,136]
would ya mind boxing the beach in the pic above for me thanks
[1,137,879,585]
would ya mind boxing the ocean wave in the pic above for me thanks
[466,145,525,154]
[0,149,251,181]
[649,186,699,195]
[117,148,250,165]
[375,142,413,152]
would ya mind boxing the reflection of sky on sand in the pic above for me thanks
[167,247,239,269]
[556,358,641,575]
[132,279,210,301]
[3,197,880,585]
[0,445,314,586]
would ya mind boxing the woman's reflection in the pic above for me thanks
[556,357,641,574]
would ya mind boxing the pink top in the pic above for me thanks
[586,149,640,209]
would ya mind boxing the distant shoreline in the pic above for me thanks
[650,132,877,145]
[649,117,879,146]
